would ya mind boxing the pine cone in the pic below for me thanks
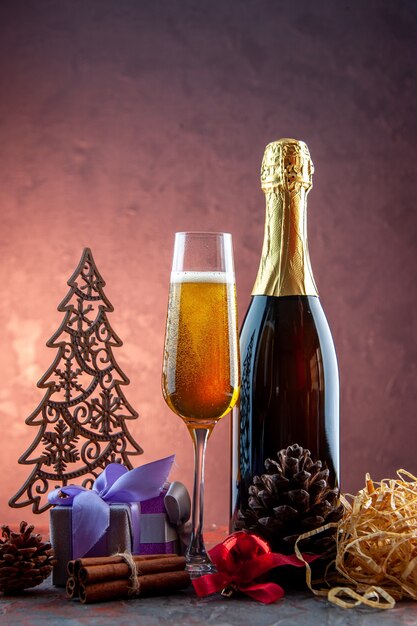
[236,444,344,554]
[0,521,57,593]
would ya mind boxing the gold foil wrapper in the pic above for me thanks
[253,138,318,297]
[260,139,314,192]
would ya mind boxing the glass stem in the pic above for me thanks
[187,427,210,564]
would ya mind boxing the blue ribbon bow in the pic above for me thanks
[48,455,175,559]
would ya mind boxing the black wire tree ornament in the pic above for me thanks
[9,248,143,513]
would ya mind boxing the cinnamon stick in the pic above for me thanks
[79,570,191,604]
[138,571,191,596]
[66,576,79,599]
[68,553,174,578]
[79,556,186,584]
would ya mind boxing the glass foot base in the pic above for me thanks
[186,559,217,579]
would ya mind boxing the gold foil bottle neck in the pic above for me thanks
[261,138,314,192]
[253,138,318,298]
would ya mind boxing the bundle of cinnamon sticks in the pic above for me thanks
[66,553,190,604]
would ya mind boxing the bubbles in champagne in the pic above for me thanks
[163,271,240,423]
[170,271,235,284]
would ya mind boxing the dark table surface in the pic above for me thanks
[1,579,417,626]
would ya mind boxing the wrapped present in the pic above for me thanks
[48,456,191,586]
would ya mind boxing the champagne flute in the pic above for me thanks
[162,232,240,576]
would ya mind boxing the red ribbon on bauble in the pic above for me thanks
[192,531,318,604]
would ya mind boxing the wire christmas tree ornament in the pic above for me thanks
[9,248,143,513]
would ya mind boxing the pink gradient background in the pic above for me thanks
[1,2,416,532]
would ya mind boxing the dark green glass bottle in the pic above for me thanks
[231,139,339,526]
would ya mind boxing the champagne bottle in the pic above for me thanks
[231,138,339,525]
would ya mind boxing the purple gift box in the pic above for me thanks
[139,488,179,554]
[48,457,190,586]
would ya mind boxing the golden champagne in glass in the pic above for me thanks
[162,233,240,576]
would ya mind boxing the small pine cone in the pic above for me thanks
[236,444,344,555]
[0,521,57,593]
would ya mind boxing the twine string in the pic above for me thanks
[112,551,141,596]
